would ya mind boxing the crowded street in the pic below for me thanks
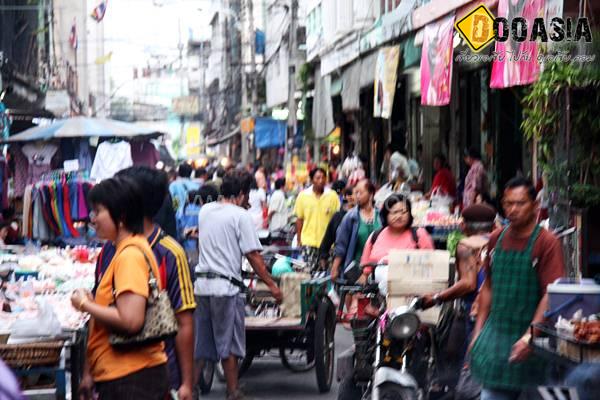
[0,1,599,400]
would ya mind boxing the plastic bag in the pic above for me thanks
[374,183,394,209]
[10,299,62,338]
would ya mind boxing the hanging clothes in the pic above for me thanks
[12,146,30,197]
[90,140,133,180]
[78,139,93,171]
[26,175,93,240]
[130,140,160,167]
[22,185,33,237]
[22,143,59,186]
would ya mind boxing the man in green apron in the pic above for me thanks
[470,177,565,400]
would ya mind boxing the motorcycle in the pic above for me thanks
[336,263,439,400]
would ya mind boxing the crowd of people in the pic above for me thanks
[2,145,562,400]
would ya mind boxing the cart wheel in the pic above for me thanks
[315,299,335,393]
[280,347,316,372]
[197,361,215,395]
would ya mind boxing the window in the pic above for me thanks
[381,0,401,15]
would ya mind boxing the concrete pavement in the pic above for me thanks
[201,326,353,399]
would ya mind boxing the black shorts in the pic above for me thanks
[95,364,168,400]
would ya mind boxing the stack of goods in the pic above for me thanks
[0,246,99,343]
[555,313,600,362]
[385,249,450,324]
[412,199,461,237]
[550,278,600,362]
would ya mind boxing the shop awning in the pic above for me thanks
[2,116,163,143]
[205,127,240,146]
[254,117,286,149]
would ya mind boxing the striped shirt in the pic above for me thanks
[95,225,196,389]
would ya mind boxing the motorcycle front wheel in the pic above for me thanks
[377,383,418,400]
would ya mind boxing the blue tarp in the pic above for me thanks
[294,122,303,149]
[255,30,265,55]
[254,117,286,149]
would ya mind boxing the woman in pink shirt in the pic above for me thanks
[360,194,434,270]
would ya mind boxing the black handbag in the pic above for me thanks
[108,245,178,347]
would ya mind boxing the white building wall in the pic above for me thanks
[52,0,107,116]
[336,0,353,37]
[265,42,289,108]
[321,0,337,47]
[306,0,322,61]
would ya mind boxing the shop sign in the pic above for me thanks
[373,46,401,119]
[359,0,417,54]
[172,96,200,116]
[185,124,202,157]
[420,14,455,106]
[240,117,255,134]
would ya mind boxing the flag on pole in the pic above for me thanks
[95,51,113,65]
[90,0,108,22]
[69,20,78,50]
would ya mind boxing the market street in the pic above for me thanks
[1,1,599,400]
[203,328,353,400]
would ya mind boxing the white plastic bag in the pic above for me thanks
[374,183,394,209]
[10,299,62,338]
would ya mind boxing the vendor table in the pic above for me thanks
[9,326,87,400]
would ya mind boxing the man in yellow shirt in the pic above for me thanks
[294,168,340,271]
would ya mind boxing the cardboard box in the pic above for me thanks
[388,249,451,281]
[387,280,448,297]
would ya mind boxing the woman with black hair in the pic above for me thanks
[330,179,379,281]
[70,177,168,400]
[359,193,434,281]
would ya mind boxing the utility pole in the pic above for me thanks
[286,0,298,166]
[248,0,257,116]
[240,0,256,166]
[240,1,249,115]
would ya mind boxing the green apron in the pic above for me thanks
[471,225,546,390]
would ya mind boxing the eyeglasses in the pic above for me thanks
[391,209,410,215]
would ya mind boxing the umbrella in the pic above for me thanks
[2,116,163,143]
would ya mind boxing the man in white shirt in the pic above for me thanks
[268,178,288,232]
[194,175,281,400]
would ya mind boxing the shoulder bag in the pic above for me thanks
[108,244,178,348]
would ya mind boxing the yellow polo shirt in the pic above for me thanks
[294,188,340,248]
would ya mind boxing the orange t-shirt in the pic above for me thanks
[87,235,167,382]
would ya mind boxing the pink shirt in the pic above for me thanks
[360,227,435,265]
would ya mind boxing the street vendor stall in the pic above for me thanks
[0,245,98,399]
[527,278,600,395]
[398,192,461,249]
[1,116,166,244]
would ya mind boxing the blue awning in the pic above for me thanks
[254,117,286,149]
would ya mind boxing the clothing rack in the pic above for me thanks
[39,169,89,183]
[23,172,94,242]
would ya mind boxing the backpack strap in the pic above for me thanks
[370,227,384,245]
[411,227,420,249]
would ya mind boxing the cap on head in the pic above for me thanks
[462,204,496,223]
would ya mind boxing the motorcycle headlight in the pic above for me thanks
[388,312,420,340]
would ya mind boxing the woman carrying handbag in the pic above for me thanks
[71,177,174,400]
